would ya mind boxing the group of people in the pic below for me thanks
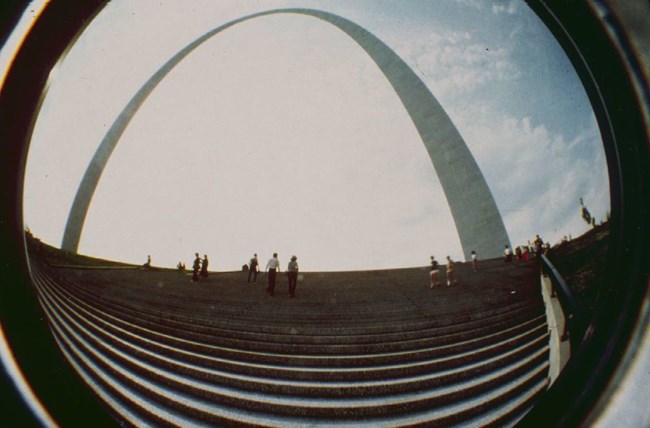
[248,253,300,298]
[429,235,551,288]
[190,253,209,282]
[505,234,549,262]
[147,251,298,296]
[143,253,207,281]
[429,255,460,288]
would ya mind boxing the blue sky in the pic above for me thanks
[22,0,609,271]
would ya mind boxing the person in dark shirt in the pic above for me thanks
[265,253,280,296]
[192,253,201,282]
[287,255,299,298]
[200,254,209,280]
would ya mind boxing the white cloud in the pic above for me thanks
[386,20,609,249]
[454,0,518,15]
[450,104,610,247]
[491,0,519,16]
[454,0,483,10]
[395,30,520,99]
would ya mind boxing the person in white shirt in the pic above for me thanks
[429,256,440,288]
[503,245,513,262]
[248,253,259,284]
[265,253,280,296]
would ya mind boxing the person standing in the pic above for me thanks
[429,256,440,288]
[192,253,201,282]
[504,245,513,262]
[446,256,456,286]
[534,234,544,258]
[471,250,478,272]
[248,253,259,284]
[287,255,299,298]
[200,254,209,281]
[265,253,280,296]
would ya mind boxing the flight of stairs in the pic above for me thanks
[29,257,549,427]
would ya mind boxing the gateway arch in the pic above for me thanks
[61,8,510,261]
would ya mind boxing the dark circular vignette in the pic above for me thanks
[519,1,650,427]
[0,1,647,427]
[0,1,120,426]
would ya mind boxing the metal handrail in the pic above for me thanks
[540,254,584,349]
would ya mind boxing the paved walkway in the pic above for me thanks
[47,257,542,330]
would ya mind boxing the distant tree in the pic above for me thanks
[580,198,593,227]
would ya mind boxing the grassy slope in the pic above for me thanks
[26,235,136,268]
[548,222,609,315]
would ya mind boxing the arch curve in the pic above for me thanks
[61,8,510,260]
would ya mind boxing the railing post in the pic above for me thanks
[540,254,583,352]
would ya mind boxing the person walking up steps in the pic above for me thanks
[446,256,457,286]
[429,256,441,288]
[142,255,152,270]
[471,250,478,272]
[200,254,209,281]
[248,253,259,284]
[287,255,299,298]
[192,253,201,282]
[265,253,280,296]
[503,245,513,262]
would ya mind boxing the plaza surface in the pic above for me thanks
[43,255,542,332]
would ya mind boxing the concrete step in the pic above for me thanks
[51,269,542,335]
[43,298,548,422]
[41,279,548,394]
[30,256,550,426]
[39,266,544,354]
[41,261,542,329]
[39,269,546,369]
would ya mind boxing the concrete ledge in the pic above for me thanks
[540,273,571,384]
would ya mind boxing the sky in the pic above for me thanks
[23,0,610,272]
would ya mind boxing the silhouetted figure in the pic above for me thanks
[265,253,280,296]
[200,255,209,280]
[248,253,259,284]
[177,261,185,272]
[429,256,440,288]
[446,256,457,286]
[287,255,299,298]
[515,246,522,261]
[534,234,544,257]
[471,250,478,272]
[192,253,201,282]
[142,255,152,270]
[504,245,513,262]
